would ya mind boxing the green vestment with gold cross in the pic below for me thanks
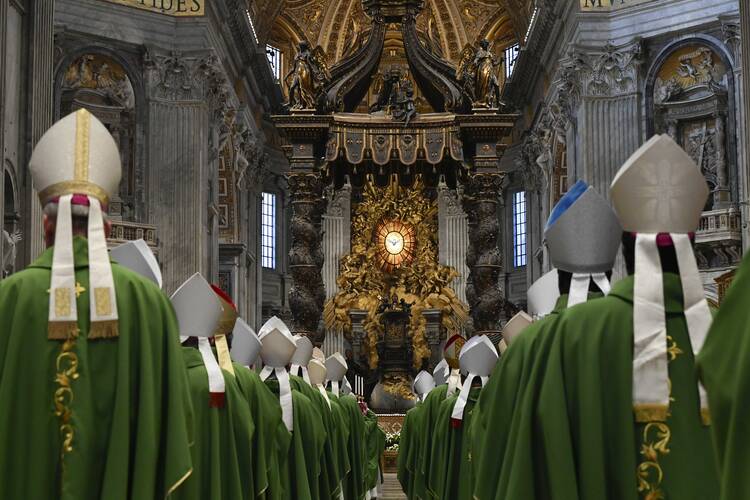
[0,237,193,499]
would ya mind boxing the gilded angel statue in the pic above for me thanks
[284,41,331,110]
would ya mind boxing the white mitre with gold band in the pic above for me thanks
[30,109,122,340]
[610,134,712,425]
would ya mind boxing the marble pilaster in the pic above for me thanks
[22,0,55,262]
[740,2,750,245]
[437,182,469,304]
[321,182,351,356]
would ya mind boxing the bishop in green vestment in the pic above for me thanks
[234,363,288,500]
[0,238,194,500]
[493,136,721,500]
[697,250,750,500]
[176,348,256,500]
[428,336,497,500]
[413,383,449,499]
[0,110,193,500]
[472,180,621,500]
[336,391,368,500]
[364,407,386,496]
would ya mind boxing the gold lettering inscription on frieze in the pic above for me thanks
[100,0,204,16]
[580,0,655,10]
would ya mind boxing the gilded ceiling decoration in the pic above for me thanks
[252,0,529,65]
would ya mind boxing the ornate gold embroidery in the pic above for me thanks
[54,327,80,462]
[74,109,91,182]
[637,422,671,499]
[666,335,683,361]
[94,288,112,316]
[54,288,72,317]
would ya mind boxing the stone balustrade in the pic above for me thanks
[107,220,158,249]
[696,207,742,244]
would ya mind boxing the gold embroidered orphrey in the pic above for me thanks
[636,335,682,499]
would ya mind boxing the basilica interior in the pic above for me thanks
[1,0,749,480]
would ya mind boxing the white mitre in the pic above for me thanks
[545,180,622,306]
[230,318,261,368]
[527,269,560,319]
[31,109,122,341]
[413,370,436,401]
[308,358,332,408]
[432,359,449,386]
[325,352,348,396]
[498,310,533,354]
[258,316,297,431]
[290,335,314,384]
[171,273,226,405]
[258,316,297,367]
[452,335,498,421]
[111,239,162,288]
[610,134,711,424]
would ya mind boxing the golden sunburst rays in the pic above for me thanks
[375,220,416,273]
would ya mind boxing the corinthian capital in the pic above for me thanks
[559,38,643,99]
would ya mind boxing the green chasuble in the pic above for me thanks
[289,375,343,500]
[364,409,386,493]
[501,274,719,500]
[335,392,368,500]
[175,348,255,500]
[697,251,750,500]
[233,364,286,500]
[0,237,193,500]
[264,377,326,500]
[413,383,449,499]
[428,387,482,500]
[397,402,423,498]
[471,293,599,500]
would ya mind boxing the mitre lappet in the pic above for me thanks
[342,376,353,396]
[443,334,466,397]
[110,239,162,288]
[290,335,314,384]
[30,109,122,340]
[325,352,348,396]
[433,358,449,386]
[527,269,560,320]
[230,317,261,368]
[545,179,622,307]
[258,316,297,432]
[413,370,436,402]
[171,273,226,407]
[610,134,712,424]
[451,335,498,422]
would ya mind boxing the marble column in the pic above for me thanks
[463,171,504,343]
[287,171,326,345]
[322,182,351,356]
